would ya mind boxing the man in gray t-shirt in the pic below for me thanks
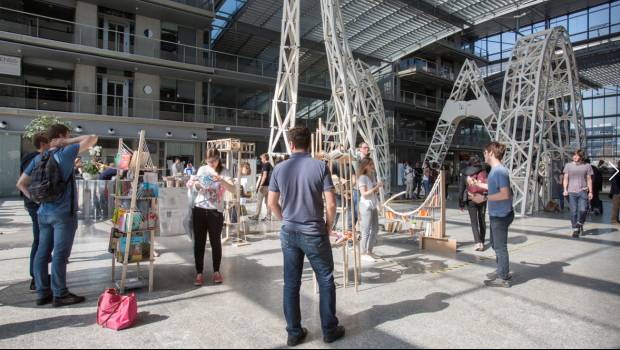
[563,150,593,238]
[268,127,344,346]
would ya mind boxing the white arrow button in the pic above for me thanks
[609,161,620,181]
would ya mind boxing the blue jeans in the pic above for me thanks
[423,180,431,196]
[280,227,339,338]
[35,214,77,298]
[569,191,588,229]
[490,211,514,281]
[25,204,40,279]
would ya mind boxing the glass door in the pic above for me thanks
[103,18,130,53]
[102,78,129,116]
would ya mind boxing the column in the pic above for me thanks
[74,1,98,47]
[74,64,96,114]
[133,72,160,119]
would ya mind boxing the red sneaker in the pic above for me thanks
[194,274,204,286]
[213,272,223,284]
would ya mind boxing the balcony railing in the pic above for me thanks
[395,128,490,148]
[398,57,456,81]
[398,90,446,111]
[0,82,269,128]
[0,6,330,88]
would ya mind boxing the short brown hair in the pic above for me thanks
[288,127,311,150]
[485,142,507,161]
[573,149,585,161]
[206,148,224,174]
[33,132,49,149]
[47,124,70,140]
[260,153,269,161]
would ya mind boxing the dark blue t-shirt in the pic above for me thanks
[269,153,334,235]
[487,164,513,217]
[25,144,79,217]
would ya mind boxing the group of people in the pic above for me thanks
[402,160,440,200]
[16,124,99,307]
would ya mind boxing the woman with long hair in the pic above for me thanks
[357,158,383,262]
[191,149,235,286]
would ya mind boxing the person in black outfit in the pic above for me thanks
[459,156,489,251]
[20,132,50,291]
[414,161,423,199]
[588,159,603,215]
[610,161,620,224]
[250,153,273,221]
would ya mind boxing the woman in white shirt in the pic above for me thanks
[191,149,235,286]
[357,158,383,262]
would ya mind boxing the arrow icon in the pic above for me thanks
[609,161,620,181]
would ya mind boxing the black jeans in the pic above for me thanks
[280,227,339,338]
[467,201,487,244]
[25,203,40,279]
[192,207,224,274]
[490,211,514,280]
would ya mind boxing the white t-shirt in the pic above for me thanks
[358,175,379,210]
[194,165,232,212]
[405,165,414,182]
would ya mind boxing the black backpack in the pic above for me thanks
[28,150,69,203]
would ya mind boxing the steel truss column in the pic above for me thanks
[268,0,300,164]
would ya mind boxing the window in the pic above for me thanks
[501,32,515,59]
[569,10,588,41]
[533,21,546,34]
[487,34,501,58]
[519,25,532,36]
[589,3,610,39]
[593,97,605,116]
[550,15,568,30]
[605,96,617,115]
[583,99,592,117]
[612,0,620,34]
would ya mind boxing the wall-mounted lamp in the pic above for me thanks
[191,133,198,139]
[0,121,7,129]
[108,128,116,135]
[74,125,83,133]
[166,132,173,138]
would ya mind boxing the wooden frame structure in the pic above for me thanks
[314,122,362,291]
[206,138,256,246]
[111,130,158,293]
[383,170,457,254]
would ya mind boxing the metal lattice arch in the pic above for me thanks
[269,0,391,199]
[425,27,586,216]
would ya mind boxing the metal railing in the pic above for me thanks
[398,57,456,81]
[395,128,490,147]
[0,82,269,128]
[0,6,331,88]
[170,0,215,11]
[398,90,446,111]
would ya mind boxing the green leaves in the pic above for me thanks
[23,115,72,140]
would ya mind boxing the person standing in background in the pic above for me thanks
[563,150,594,238]
[20,132,50,291]
[250,153,273,221]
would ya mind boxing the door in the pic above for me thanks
[103,18,130,53]
[102,78,129,116]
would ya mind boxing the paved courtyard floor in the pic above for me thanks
[0,197,619,348]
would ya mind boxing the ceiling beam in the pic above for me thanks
[400,0,472,29]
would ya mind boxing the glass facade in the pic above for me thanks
[461,0,620,160]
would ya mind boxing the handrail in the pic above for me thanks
[0,82,271,126]
[0,6,330,88]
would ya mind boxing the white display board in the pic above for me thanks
[0,55,21,76]
[158,187,192,238]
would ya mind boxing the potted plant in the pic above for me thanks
[23,115,71,140]
[82,163,99,180]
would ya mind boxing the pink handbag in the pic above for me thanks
[97,289,138,331]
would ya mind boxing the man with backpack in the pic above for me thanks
[16,124,98,307]
[20,132,50,291]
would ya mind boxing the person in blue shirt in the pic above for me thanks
[16,124,98,307]
[267,127,344,346]
[184,162,195,176]
[468,141,514,288]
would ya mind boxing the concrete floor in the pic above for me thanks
[0,197,619,348]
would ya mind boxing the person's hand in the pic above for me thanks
[466,177,476,186]
[377,181,384,188]
[563,190,569,197]
[212,174,222,182]
[588,192,594,201]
